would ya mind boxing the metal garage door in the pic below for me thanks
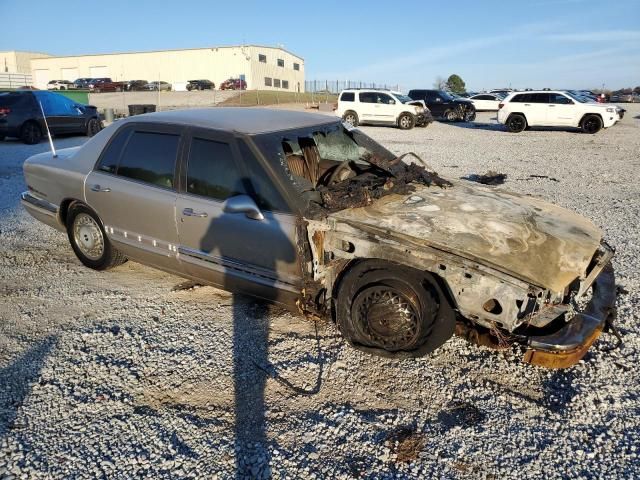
[61,68,78,82]
[33,69,50,89]
[89,66,109,78]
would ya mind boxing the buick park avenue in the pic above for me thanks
[21,108,616,368]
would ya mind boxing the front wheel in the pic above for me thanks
[506,114,527,133]
[398,113,415,130]
[464,110,476,122]
[581,114,603,134]
[66,204,127,270]
[336,261,452,358]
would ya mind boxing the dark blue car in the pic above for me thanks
[0,90,101,144]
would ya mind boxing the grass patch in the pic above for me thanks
[220,90,338,106]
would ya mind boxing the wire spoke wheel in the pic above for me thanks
[73,213,104,260]
[352,284,421,351]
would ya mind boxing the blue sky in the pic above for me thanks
[2,0,639,90]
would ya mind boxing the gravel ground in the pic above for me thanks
[0,107,639,479]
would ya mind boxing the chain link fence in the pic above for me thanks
[305,80,403,94]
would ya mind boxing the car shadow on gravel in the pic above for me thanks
[0,336,57,438]
[446,121,505,132]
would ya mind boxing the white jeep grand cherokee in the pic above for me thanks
[336,89,433,130]
[497,90,619,134]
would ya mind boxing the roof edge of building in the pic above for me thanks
[29,44,304,62]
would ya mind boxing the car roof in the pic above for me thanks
[123,107,339,135]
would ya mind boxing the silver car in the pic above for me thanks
[21,108,616,368]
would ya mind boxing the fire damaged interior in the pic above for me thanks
[21,108,618,369]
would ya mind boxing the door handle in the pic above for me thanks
[182,208,208,218]
[549,105,556,107]
[524,103,531,106]
[90,184,111,192]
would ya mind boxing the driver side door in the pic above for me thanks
[176,129,302,305]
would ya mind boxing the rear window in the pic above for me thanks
[117,131,179,189]
[96,127,132,174]
[340,92,355,102]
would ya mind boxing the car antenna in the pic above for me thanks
[37,100,57,158]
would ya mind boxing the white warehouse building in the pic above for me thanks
[29,45,305,92]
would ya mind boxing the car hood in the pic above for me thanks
[329,181,602,291]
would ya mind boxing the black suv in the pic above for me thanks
[408,90,476,121]
[0,91,101,144]
[186,80,215,91]
[125,80,149,92]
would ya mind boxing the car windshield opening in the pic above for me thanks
[395,94,415,104]
[254,123,451,216]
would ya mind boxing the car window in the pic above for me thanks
[359,92,376,103]
[238,140,290,213]
[476,95,493,100]
[550,93,573,105]
[96,127,133,174]
[531,93,550,103]
[376,93,394,104]
[186,138,244,201]
[340,92,355,102]
[511,94,529,103]
[425,92,439,102]
[117,131,179,189]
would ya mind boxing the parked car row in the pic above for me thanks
[46,77,248,93]
[336,87,625,134]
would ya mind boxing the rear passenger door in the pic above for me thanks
[358,92,377,122]
[176,129,301,304]
[85,124,184,273]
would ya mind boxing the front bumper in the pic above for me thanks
[416,111,434,126]
[523,262,616,368]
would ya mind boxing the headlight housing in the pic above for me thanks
[606,107,615,112]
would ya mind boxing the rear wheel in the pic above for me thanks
[20,121,42,144]
[506,114,527,133]
[398,113,415,130]
[445,109,458,122]
[581,114,603,134]
[86,118,101,137]
[336,260,452,358]
[342,111,359,127]
[66,204,127,271]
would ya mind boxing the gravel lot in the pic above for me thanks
[1,107,639,479]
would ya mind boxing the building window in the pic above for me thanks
[293,63,300,71]
[277,59,284,68]
[282,80,289,90]
[264,77,272,87]
[274,79,281,88]
[258,54,267,63]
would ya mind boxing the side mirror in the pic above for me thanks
[223,194,264,221]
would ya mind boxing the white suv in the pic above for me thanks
[336,89,433,130]
[497,90,618,134]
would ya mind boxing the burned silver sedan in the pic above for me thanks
[22,108,616,368]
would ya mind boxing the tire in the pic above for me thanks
[336,260,454,358]
[464,109,476,122]
[398,113,415,130]
[444,109,458,122]
[506,114,527,133]
[20,121,42,144]
[342,111,359,127]
[86,118,101,137]
[581,114,603,134]
[60,86,66,91]
[66,203,127,271]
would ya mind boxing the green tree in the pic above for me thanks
[446,74,466,94]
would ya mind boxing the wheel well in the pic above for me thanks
[507,112,527,122]
[330,258,457,316]
[58,198,86,227]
